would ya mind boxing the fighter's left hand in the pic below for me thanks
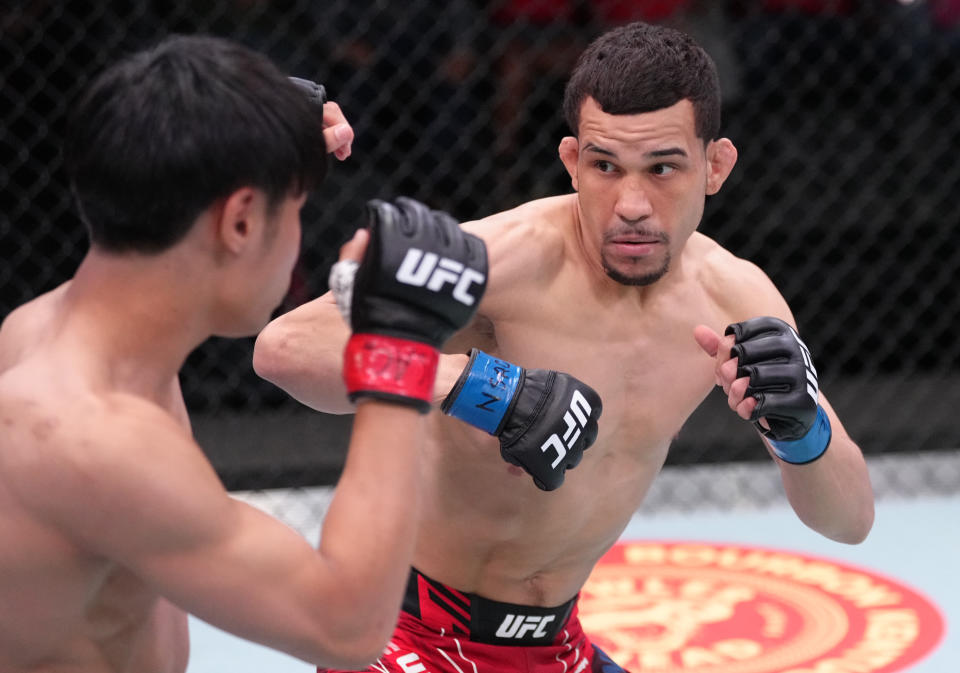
[694,323,759,422]
[696,318,831,464]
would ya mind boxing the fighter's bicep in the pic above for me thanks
[132,496,328,640]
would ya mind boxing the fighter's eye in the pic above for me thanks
[651,163,676,176]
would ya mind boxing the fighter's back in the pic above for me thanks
[0,286,188,673]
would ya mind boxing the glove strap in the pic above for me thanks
[441,349,522,435]
[768,405,832,465]
[343,334,439,414]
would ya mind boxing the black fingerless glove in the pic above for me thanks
[289,76,326,106]
[726,316,831,464]
[343,197,488,412]
[441,349,603,490]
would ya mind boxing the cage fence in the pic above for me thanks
[2,1,957,506]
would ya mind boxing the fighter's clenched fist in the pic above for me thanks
[442,349,603,491]
[696,317,831,464]
[330,197,488,413]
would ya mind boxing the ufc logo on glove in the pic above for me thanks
[725,317,832,465]
[540,390,594,469]
[338,197,489,414]
[787,326,819,403]
[442,350,603,491]
[395,248,486,306]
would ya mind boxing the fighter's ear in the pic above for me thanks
[215,187,260,254]
[706,138,737,196]
[558,136,580,191]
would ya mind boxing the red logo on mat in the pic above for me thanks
[580,542,943,673]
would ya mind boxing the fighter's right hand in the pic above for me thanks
[441,350,603,491]
[330,197,488,413]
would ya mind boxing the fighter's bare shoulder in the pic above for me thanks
[0,383,217,545]
[688,231,794,325]
[460,194,573,289]
[0,284,70,372]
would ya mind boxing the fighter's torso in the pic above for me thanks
[0,284,190,673]
[415,197,735,606]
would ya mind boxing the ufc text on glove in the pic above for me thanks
[726,316,832,464]
[441,349,603,490]
[341,197,488,412]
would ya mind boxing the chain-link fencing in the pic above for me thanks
[2,1,958,494]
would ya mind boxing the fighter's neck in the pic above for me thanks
[60,250,213,395]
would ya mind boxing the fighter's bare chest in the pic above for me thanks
[491,299,718,449]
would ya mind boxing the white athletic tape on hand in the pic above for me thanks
[328,259,359,324]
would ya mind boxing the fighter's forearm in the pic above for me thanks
[256,296,474,414]
[710,318,875,544]
[775,429,874,544]
[432,351,472,406]
[311,400,425,660]
[253,297,355,413]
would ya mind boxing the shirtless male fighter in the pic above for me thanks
[254,21,874,672]
[0,34,488,672]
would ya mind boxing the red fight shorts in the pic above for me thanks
[318,567,630,673]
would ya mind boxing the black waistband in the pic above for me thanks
[401,567,577,646]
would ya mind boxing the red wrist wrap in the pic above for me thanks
[343,333,439,413]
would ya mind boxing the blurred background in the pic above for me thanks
[2,0,958,505]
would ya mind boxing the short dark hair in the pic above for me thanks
[64,34,327,254]
[563,22,721,142]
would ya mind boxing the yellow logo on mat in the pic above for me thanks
[580,542,943,673]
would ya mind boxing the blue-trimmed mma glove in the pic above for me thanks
[331,197,488,413]
[726,316,832,465]
[441,349,603,490]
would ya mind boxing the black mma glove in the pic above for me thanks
[332,197,488,413]
[726,316,832,464]
[441,349,602,490]
[288,76,327,106]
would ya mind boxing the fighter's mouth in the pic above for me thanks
[606,227,668,246]
[610,237,662,245]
